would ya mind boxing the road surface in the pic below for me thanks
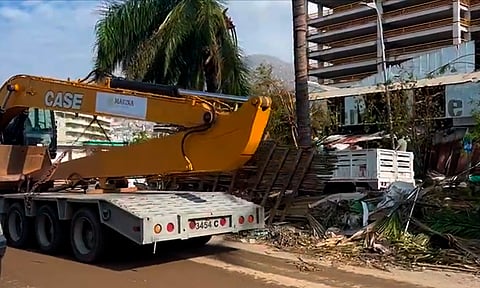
[0,238,477,288]
[1,241,283,288]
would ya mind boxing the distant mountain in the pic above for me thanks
[244,54,294,89]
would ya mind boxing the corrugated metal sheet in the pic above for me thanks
[310,70,480,100]
[344,41,475,88]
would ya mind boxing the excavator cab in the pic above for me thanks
[0,108,57,191]
[1,108,57,157]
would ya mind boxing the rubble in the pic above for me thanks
[228,175,480,274]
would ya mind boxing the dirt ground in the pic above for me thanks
[1,236,478,288]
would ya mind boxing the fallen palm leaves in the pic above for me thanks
[228,177,480,274]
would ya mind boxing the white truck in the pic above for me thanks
[325,148,415,192]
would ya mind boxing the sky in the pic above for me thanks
[0,0,303,82]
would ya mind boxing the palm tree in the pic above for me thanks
[93,0,249,95]
[292,0,311,147]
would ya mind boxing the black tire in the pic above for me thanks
[4,202,32,248]
[34,205,65,254]
[70,208,105,263]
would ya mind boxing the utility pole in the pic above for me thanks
[361,1,395,149]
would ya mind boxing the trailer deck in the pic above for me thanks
[0,191,264,262]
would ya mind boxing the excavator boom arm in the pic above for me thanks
[0,74,271,183]
[0,75,220,129]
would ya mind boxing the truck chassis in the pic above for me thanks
[0,191,264,263]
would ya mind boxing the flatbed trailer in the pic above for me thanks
[0,190,264,263]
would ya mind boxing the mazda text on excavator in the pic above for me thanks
[0,73,271,263]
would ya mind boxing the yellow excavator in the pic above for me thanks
[0,73,271,263]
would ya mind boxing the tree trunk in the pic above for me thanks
[292,0,311,147]
[204,53,219,92]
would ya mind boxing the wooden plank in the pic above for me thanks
[260,148,289,207]
[292,150,316,197]
[279,149,315,221]
[228,171,238,193]
[268,149,303,225]
[212,173,220,191]
[249,142,277,200]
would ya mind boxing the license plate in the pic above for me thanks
[190,217,229,230]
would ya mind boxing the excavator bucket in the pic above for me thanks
[0,145,52,191]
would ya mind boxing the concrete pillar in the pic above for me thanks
[316,3,324,84]
[452,0,462,45]
[375,0,385,80]
[464,2,472,41]
[316,3,323,59]
[373,0,383,82]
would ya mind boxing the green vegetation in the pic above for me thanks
[93,0,249,95]
[250,63,329,146]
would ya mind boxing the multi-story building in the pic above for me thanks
[109,118,155,142]
[55,112,113,145]
[307,0,480,86]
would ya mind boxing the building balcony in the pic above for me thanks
[309,18,456,60]
[63,119,112,129]
[311,33,378,50]
[383,0,448,12]
[308,3,373,28]
[65,128,111,137]
[472,0,480,12]
[58,112,111,127]
[308,0,358,8]
[469,18,480,32]
[309,0,451,30]
[308,1,454,43]
[309,40,377,62]
[309,58,377,79]
[388,39,454,59]
[308,21,377,43]
[65,127,112,134]
[329,71,378,86]
[383,0,453,29]
[384,19,456,47]
[308,38,456,83]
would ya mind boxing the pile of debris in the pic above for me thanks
[229,177,480,273]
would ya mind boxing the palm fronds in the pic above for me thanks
[93,0,249,95]
[425,210,480,239]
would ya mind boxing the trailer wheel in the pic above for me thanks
[5,202,32,248]
[70,208,105,263]
[35,205,65,254]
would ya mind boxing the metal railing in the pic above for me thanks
[308,1,364,20]
[308,0,450,35]
[308,33,377,51]
[467,18,480,25]
[310,17,453,51]
[313,15,377,33]
[330,71,377,83]
[329,52,377,66]
[309,52,376,69]
[309,38,455,71]
[384,0,450,18]
[383,18,453,38]
[460,18,470,26]
[388,39,453,57]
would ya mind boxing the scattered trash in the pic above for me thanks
[229,175,480,274]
